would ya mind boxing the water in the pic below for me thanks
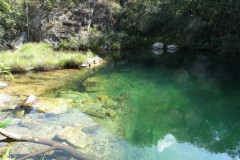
[52,51,240,160]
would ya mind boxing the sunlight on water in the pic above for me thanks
[51,51,240,160]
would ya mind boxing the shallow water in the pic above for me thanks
[49,50,240,160]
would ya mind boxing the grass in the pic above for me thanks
[0,42,95,72]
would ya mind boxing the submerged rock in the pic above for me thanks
[106,108,117,118]
[82,77,105,92]
[56,126,94,148]
[58,90,92,103]
[85,109,106,119]
[95,94,118,108]
[34,97,73,114]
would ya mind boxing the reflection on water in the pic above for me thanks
[51,50,240,159]
[157,134,176,152]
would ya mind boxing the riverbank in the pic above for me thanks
[0,42,96,73]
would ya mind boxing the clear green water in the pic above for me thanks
[54,51,240,160]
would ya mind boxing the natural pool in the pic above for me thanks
[45,50,240,160]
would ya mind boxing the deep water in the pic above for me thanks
[53,50,240,160]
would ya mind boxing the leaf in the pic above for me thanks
[0,120,13,128]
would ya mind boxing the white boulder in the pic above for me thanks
[167,44,179,51]
[152,42,164,50]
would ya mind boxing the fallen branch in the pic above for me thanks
[0,128,96,160]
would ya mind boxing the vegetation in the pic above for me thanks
[0,62,14,80]
[0,120,14,160]
[0,43,94,72]
[0,0,240,52]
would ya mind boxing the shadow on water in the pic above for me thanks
[46,50,240,160]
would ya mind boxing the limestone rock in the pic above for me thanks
[56,126,94,148]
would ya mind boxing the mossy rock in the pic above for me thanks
[106,108,117,118]
[82,77,105,92]
[95,93,118,108]
[58,91,93,104]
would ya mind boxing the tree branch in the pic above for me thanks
[0,128,96,160]
[17,146,55,160]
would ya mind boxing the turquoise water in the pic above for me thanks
[56,51,240,160]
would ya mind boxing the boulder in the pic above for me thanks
[82,56,103,68]
[10,32,28,49]
[152,42,164,50]
[56,126,94,148]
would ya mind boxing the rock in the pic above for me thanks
[84,109,106,119]
[34,97,73,114]
[117,92,129,101]
[81,63,90,67]
[20,120,42,130]
[152,42,164,50]
[167,44,179,52]
[10,32,28,49]
[56,126,94,148]
[0,94,12,105]
[44,34,60,47]
[14,110,26,118]
[58,91,92,104]
[81,56,103,68]
[0,82,7,88]
[96,94,118,108]
[82,77,105,92]
[106,108,116,118]
[25,95,37,106]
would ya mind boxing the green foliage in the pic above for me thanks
[0,25,4,39]
[0,147,15,160]
[0,62,14,80]
[0,42,93,72]
[117,0,240,52]
[0,0,11,13]
[0,120,12,128]
[0,0,25,42]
